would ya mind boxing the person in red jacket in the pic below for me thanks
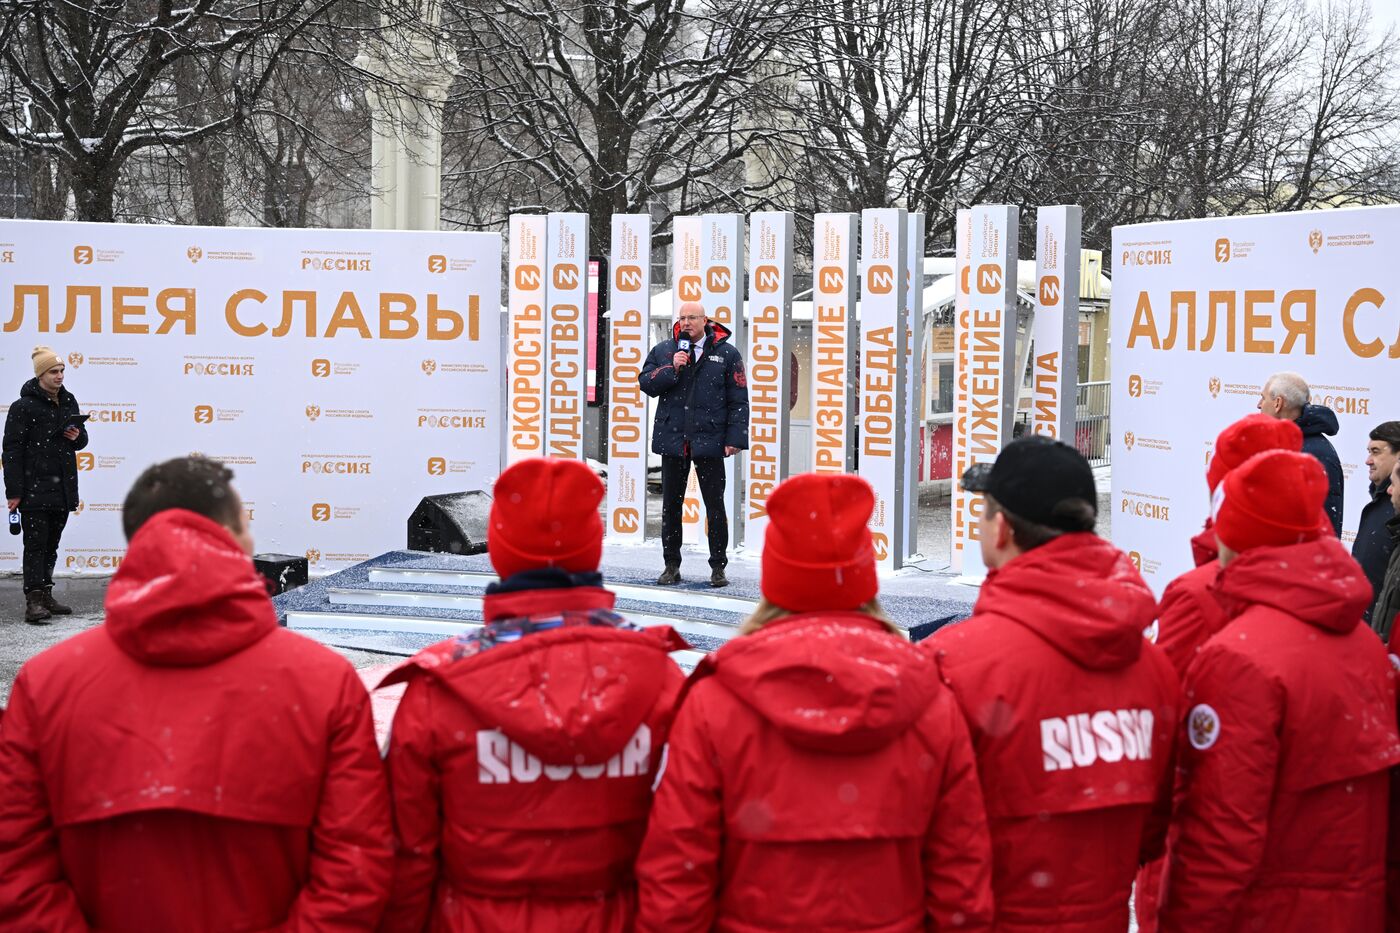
[636,472,994,932]
[1160,450,1400,932]
[927,436,1180,933]
[1150,414,1303,675]
[378,457,687,933]
[1134,413,1305,933]
[0,456,392,932]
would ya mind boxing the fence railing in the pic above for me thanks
[1074,380,1111,468]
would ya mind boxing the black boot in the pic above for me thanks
[709,566,728,588]
[42,586,72,615]
[656,565,682,586]
[25,591,52,625]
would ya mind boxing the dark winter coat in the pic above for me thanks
[1374,516,1400,643]
[1296,404,1344,535]
[2,378,88,512]
[639,321,749,458]
[1354,478,1396,625]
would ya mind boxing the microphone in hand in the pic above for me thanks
[675,337,692,368]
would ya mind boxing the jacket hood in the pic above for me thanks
[671,319,733,345]
[1191,519,1219,567]
[1215,536,1371,634]
[411,587,688,764]
[1295,403,1339,438]
[105,509,277,666]
[19,377,72,403]
[709,612,940,754]
[975,533,1157,671]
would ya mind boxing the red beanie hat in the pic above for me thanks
[761,473,879,613]
[488,458,603,579]
[1207,414,1303,492]
[1214,450,1327,553]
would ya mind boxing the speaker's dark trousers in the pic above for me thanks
[660,454,728,570]
[22,509,67,593]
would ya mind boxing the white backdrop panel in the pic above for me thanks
[1111,207,1398,595]
[0,220,501,576]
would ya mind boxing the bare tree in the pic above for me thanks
[438,0,800,245]
[0,0,358,221]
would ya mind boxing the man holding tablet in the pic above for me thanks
[4,347,88,624]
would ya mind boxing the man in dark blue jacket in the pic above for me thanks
[639,302,748,587]
[1259,372,1344,536]
[1354,421,1399,626]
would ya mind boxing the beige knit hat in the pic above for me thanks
[32,346,61,377]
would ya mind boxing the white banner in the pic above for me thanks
[545,212,588,460]
[904,212,926,560]
[951,209,974,573]
[811,212,858,474]
[0,219,501,577]
[1112,207,1399,594]
[702,213,745,550]
[672,216,707,544]
[953,205,1018,579]
[859,208,908,572]
[606,215,651,543]
[1031,206,1081,441]
[744,211,794,552]
[507,214,547,465]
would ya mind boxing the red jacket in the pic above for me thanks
[1136,522,1225,933]
[927,533,1181,933]
[1151,526,1227,678]
[0,509,392,932]
[378,583,686,933]
[1161,537,1400,932]
[636,612,994,933]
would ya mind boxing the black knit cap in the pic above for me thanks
[960,436,1097,529]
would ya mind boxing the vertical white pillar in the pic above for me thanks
[606,214,652,541]
[702,213,745,550]
[506,214,548,464]
[858,208,908,572]
[1031,206,1083,443]
[544,211,588,460]
[743,211,793,552]
[810,213,858,474]
[903,212,926,560]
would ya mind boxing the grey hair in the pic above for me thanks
[1264,372,1309,409]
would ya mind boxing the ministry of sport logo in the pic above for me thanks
[1123,432,1136,451]
[1209,376,1222,399]
[187,246,203,264]
[422,359,437,376]
[305,548,322,565]
[67,352,84,369]
[1309,230,1323,254]
[305,405,321,422]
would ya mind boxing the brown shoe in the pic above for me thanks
[42,586,73,615]
[25,591,52,625]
